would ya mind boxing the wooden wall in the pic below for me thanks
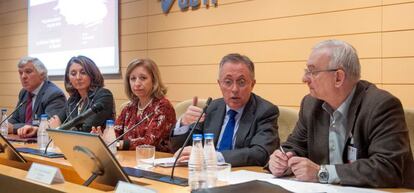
[1,0,414,114]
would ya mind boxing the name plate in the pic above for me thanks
[26,163,65,185]
[115,181,157,193]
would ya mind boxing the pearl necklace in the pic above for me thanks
[137,98,153,115]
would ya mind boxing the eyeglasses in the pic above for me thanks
[219,78,248,89]
[304,68,339,78]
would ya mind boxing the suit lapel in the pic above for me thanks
[234,94,255,148]
[20,91,30,119]
[313,106,330,164]
[345,82,365,144]
[204,101,226,146]
[32,81,47,115]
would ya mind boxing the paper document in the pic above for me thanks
[260,178,387,193]
[224,170,387,193]
[154,157,187,167]
[226,170,274,184]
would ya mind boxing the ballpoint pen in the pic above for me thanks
[280,145,287,155]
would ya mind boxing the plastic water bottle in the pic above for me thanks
[32,114,40,127]
[204,133,217,188]
[37,114,49,150]
[188,134,206,190]
[103,120,117,154]
[1,108,8,137]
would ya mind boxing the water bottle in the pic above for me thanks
[188,134,206,190]
[37,114,49,150]
[204,133,217,188]
[1,108,8,137]
[103,120,117,154]
[32,114,40,127]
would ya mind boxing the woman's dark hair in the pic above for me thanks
[64,55,104,96]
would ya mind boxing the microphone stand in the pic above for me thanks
[170,97,212,182]
[106,112,154,148]
[0,101,27,128]
[43,100,82,155]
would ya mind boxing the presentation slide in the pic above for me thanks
[28,0,119,76]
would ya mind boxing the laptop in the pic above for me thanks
[47,129,188,187]
[47,129,131,187]
[0,134,27,163]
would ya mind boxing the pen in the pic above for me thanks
[280,145,290,175]
[280,145,287,155]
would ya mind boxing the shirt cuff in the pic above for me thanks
[216,152,226,163]
[326,165,341,184]
[173,118,190,136]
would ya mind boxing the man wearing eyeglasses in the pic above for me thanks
[170,53,279,167]
[268,40,414,188]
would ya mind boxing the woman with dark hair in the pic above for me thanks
[49,55,115,132]
[111,58,176,152]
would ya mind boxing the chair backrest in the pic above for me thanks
[278,107,299,143]
[174,98,207,120]
[404,108,414,154]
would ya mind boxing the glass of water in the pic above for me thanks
[136,145,155,170]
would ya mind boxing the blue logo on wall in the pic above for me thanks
[161,0,218,14]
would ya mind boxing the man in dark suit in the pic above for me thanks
[170,53,279,167]
[268,40,414,188]
[8,56,66,137]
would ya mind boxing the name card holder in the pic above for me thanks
[26,163,65,185]
[115,181,157,193]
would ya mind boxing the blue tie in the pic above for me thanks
[218,110,237,151]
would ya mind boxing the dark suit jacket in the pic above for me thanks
[57,87,115,132]
[283,80,414,188]
[9,80,66,132]
[170,93,280,167]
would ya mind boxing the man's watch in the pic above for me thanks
[318,165,329,184]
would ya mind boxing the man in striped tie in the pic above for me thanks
[171,53,280,167]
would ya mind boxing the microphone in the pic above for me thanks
[58,103,104,131]
[0,100,28,129]
[106,112,154,148]
[43,99,83,155]
[170,97,212,181]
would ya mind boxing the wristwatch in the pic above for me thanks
[318,165,329,184]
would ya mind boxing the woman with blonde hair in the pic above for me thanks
[114,58,176,152]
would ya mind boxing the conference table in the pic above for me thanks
[0,142,262,192]
[0,141,412,193]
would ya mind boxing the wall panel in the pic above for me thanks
[0,0,414,112]
[147,7,381,49]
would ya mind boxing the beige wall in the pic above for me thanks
[1,0,414,114]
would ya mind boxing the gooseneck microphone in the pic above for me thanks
[43,99,83,155]
[106,112,154,148]
[170,97,212,181]
[58,103,104,131]
[0,100,28,127]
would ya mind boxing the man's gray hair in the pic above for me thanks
[313,40,361,81]
[219,53,255,79]
[17,56,48,80]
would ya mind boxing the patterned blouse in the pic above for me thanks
[114,97,176,152]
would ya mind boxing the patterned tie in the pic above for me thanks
[25,92,33,124]
[218,110,237,151]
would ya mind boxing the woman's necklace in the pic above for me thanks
[77,98,86,115]
[137,98,153,115]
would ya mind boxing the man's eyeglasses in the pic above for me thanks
[219,79,248,89]
[304,68,339,78]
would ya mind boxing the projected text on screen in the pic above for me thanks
[28,0,119,76]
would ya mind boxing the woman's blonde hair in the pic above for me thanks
[124,58,167,101]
